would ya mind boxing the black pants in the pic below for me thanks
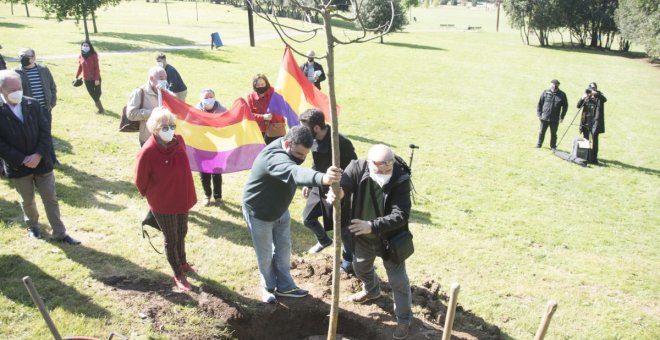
[84,80,102,102]
[200,172,222,199]
[537,120,559,149]
[43,107,58,164]
[302,187,353,262]
[582,131,599,163]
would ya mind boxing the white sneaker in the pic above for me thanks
[308,241,332,254]
[262,288,276,304]
[203,197,211,206]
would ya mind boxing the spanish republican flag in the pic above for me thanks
[269,47,339,123]
[162,91,265,174]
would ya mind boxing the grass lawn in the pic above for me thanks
[0,2,659,339]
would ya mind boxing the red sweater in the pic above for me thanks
[134,134,197,214]
[76,53,100,81]
[247,87,285,133]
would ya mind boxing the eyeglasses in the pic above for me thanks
[369,159,394,167]
[160,124,176,132]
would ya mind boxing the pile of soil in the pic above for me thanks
[100,255,502,339]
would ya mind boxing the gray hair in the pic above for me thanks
[0,70,21,88]
[148,66,166,79]
[199,88,215,99]
[147,108,176,134]
[19,47,35,58]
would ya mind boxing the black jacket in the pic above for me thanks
[0,97,53,178]
[340,159,411,240]
[311,127,357,173]
[300,62,326,89]
[537,89,568,122]
[577,92,607,135]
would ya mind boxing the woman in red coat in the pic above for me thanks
[75,41,104,113]
[135,108,197,291]
[247,73,286,144]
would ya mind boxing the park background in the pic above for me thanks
[0,1,658,339]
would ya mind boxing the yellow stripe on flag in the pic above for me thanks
[177,119,264,152]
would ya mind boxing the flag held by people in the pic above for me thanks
[162,91,265,174]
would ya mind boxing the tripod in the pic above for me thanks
[556,107,583,149]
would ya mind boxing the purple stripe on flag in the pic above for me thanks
[267,92,300,127]
[185,144,265,174]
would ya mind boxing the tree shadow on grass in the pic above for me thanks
[100,108,120,119]
[540,44,650,60]
[166,49,232,63]
[344,134,394,147]
[95,32,195,46]
[0,22,28,29]
[410,208,432,225]
[90,41,143,52]
[54,163,137,211]
[599,158,660,177]
[188,210,253,247]
[0,254,109,318]
[383,41,446,51]
[52,136,73,155]
[330,18,360,31]
[0,196,20,226]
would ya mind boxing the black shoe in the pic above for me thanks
[57,235,81,245]
[28,227,41,239]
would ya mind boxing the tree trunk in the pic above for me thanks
[380,34,384,44]
[322,8,343,340]
[246,0,255,47]
[83,13,90,42]
[24,0,29,17]
[92,10,98,34]
[11,2,14,15]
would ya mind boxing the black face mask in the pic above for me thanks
[20,56,31,67]
[308,58,314,63]
[288,152,305,165]
[255,86,268,95]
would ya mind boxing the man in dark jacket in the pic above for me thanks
[299,50,326,90]
[536,79,568,150]
[339,144,413,340]
[15,48,58,163]
[156,53,188,102]
[242,126,341,304]
[577,82,607,164]
[299,108,357,272]
[0,70,79,244]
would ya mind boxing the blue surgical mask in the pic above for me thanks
[202,98,216,108]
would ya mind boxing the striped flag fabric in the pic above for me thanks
[162,91,265,174]
[269,47,339,123]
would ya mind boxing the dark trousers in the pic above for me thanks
[537,120,559,149]
[153,212,189,276]
[199,172,222,199]
[84,80,102,102]
[43,107,58,164]
[582,131,599,163]
[302,187,353,262]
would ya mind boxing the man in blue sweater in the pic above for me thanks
[243,126,342,303]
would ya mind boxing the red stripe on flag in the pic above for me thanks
[162,92,256,127]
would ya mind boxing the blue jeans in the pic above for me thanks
[243,207,297,292]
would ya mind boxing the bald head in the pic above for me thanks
[368,144,394,162]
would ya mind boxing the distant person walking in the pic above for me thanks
[577,82,607,165]
[134,108,197,291]
[75,41,104,113]
[195,88,227,207]
[156,53,187,102]
[15,48,58,164]
[536,79,568,150]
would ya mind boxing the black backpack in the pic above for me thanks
[393,155,416,203]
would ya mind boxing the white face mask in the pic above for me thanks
[157,62,164,68]
[369,172,392,187]
[158,80,169,90]
[158,129,175,143]
[6,90,23,104]
[81,46,90,53]
[202,98,216,109]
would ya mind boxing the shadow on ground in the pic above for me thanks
[384,41,447,51]
[95,32,195,46]
[0,254,109,318]
[55,163,137,210]
[599,158,660,177]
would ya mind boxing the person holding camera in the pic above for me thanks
[536,79,568,151]
[299,50,326,90]
[577,82,607,164]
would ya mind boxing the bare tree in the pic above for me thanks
[247,1,395,339]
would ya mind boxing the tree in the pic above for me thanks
[247,1,395,339]
[616,0,660,58]
[356,0,408,43]
[34,0,122,41]
[404,0,419,21]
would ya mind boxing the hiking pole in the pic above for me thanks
[22,276,63,340]
[557,108,581,148]
[533,300,558,340]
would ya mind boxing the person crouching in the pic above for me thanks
[134,108,197,291]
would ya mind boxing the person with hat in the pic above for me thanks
[156,53,188,102]
[299,50,326,90]
[577,82,607,164]
[536,79,568,151]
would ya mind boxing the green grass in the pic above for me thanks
[1,2,659,339]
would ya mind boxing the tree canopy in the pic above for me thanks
[356,0,408,43]
[615,0,660,59]
[34,0,122,40]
